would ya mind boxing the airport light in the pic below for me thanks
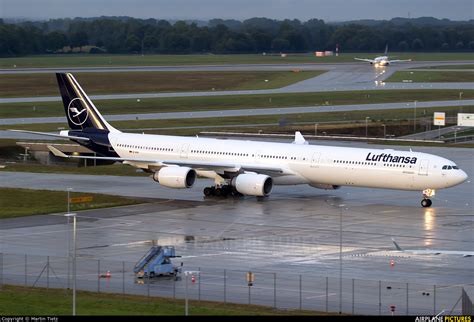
[64,213,77,316]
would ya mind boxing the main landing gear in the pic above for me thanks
[203,185,243,198]
[421,189,435,208]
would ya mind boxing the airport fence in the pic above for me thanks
[0,252,466,316]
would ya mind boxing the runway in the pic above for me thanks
[1,61,473,74]
[1,61,473,104]
[0,141,472,315]
[1,99,473,126]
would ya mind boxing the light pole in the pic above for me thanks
[66,188,72,289]
[413,100,417,133]
[459,91,463,113]
[67,188,72,213]
[315,123,318,136]
[331,203,345,314]
[365,117,370,137]
[64,213,77,316]
[338,204,345,314]
[382,124,386,139]
[184,270,200,316]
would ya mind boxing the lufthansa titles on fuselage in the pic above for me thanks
[366,152,417,164]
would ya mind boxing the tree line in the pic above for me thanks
[0,16,473,56]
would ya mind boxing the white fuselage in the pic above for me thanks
[108,132,467,191]
[374,56,389,65]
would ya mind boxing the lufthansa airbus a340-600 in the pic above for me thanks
[11,73,468,207]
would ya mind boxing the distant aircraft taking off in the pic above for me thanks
[9,73,468,208]
[354,44,412,67]
[392,238,473,257]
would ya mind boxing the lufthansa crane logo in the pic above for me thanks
[67,98,89,126]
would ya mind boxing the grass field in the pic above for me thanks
[1,89,472,119]
[386,70,474,82]
[0,70,324,98]
[0,285,324,316]
[2,105,471,134]
[0,188,147,219]
[1,52,472,68]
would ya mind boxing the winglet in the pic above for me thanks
[391,238,403,251]
[293,131,308,145]
[47,145,69,158]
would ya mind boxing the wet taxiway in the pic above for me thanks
[0,141,472,314]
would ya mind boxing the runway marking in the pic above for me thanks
[0,222,134,239]
[49,212,144,224]
[108,240,154,247]
[181,251,247,259]
[306,292,337,299]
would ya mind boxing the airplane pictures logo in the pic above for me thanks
[67,98,89,126]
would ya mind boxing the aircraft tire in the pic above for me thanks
[421,199,432,208]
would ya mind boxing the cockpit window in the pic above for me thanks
[442,165,458,170]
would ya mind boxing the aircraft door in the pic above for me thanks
[255,150,262,162]
[180,144,190,159]
[311,152,321,168]
[418,159,429,176]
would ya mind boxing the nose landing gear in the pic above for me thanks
[421,189,435,208]
[421,199,432,208]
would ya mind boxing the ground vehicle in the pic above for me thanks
[134,246,181,280]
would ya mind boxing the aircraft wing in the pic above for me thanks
[47,145,291,176]
[8,129,90,141]
[387,59,412,63]
[354,58,375,63]
[391,238,473,257]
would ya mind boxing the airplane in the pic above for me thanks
[9,73,468,208]
[354,44,412,67]
[392,238,473,257]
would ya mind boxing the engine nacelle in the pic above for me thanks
[309,183,341,190]
[153,167,196,189]
[231,173,273,196]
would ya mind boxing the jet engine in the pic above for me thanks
[231,173,273,196]
[309,183,341,190]
[153,166,196,188]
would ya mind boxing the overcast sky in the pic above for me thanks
[2,0,472,21]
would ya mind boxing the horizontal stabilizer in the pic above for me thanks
[8,129,90,141]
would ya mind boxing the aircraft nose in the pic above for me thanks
[456,170,468,185]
